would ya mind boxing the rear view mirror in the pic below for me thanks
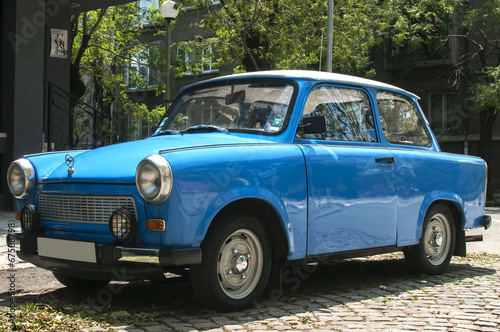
[300,116,326,134]
[225,91,245,105]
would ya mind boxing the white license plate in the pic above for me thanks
[37,237,97,263]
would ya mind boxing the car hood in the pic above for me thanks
[31,134,272,184]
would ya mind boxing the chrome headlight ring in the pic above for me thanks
[135,155,173,204]
[7,158,35,199]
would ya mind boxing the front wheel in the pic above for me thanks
[405,204,456,275]
[190,214,271,311]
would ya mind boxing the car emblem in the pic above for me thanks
[65,154,75,175]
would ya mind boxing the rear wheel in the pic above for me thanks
[190,213,271,311]
[405,204,456,275]
[53,272,110,290]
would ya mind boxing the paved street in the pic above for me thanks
[1,208,500,331]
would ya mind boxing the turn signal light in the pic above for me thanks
[146,219,166,231]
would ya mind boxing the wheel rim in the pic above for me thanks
[423,213,451,266]
[217,228,263,299]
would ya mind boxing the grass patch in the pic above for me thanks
[0,299,187,332]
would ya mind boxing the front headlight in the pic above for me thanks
[135,155,173,204]
[109,208,137,242]
[7,158,35,199]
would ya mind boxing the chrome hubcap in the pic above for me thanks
[424,213,451,266]
[233,253,249,274]
[217,229,263,299]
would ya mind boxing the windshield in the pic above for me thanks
[155,80,296,134]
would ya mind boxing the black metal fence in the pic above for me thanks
[47,83,103,151]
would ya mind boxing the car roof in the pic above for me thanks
[182,70,419,99]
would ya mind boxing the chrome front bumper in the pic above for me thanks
[12,233,201,267]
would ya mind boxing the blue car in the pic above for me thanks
[8,70,491,311]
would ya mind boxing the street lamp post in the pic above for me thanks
[160,0,179,106]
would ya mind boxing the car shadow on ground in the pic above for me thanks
[2,255,497,321]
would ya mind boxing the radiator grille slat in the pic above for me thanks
[39,194,137,224]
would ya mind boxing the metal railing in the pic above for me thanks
[47,83,103,151]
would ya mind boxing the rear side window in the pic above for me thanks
[376,91,431,147]
[298,86,377,142]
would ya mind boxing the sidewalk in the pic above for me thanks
[0,211,31,270]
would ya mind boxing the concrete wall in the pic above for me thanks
[44,0,71,151]
[13,1,46,158]
[0,0,72,210]
[0,1,17,210]
[1,0,47,210]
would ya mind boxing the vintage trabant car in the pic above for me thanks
[8,70,491,311]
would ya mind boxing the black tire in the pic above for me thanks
[53,272,110,290]
[404,204,456,275]
[190,213,271,312]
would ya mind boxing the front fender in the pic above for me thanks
[153,143,308,260]
[198,186,305,259]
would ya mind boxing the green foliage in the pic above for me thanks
[70,0,500,148]
[471,66,500,112]
[386,0,500,115]
[382,0,463,73]
[71,3,165,146]
[179,0,384,76]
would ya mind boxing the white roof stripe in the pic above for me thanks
[185,70,419,99]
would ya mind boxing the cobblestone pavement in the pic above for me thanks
[2,209,500,331]
[108,255,500,332]
[35,253,500,332]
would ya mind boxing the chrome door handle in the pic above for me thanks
[375,157,396,164]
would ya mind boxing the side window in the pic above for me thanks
[376,91,432,147]
[297,86,376,142]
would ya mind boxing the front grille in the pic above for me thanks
[38,194,137,224]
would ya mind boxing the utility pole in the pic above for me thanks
[326,0,334,72]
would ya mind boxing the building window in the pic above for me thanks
[177,44,219,76]
[201,46,219,74]
[177,47,195,76]
[427,93,459,136]
[185,0,220,11]
[125,48,160,89]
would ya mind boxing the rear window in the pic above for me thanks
[376,91,431,147]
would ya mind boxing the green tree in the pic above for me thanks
[382,0,461,75]
[470,65,500,188]
[71,3,165,147]
[179,0,384,76]
[459,1,500,195]
[385,0,500,200]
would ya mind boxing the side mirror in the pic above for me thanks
[300,116,326,134]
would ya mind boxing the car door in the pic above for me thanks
[375,90,438,246]
[295,85,398,255]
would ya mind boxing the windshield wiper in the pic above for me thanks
[152,130,181,137]
[185,125,230,134]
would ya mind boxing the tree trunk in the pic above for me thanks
[478,107,498,202]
